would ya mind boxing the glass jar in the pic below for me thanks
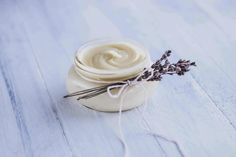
[66,39,157,112]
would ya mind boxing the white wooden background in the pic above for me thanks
[1,0,236,157]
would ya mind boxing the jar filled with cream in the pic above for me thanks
[66,39,157,112]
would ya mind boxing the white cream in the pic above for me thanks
[66,39,157,112]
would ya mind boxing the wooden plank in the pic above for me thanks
[1,0,236,157]
[0,1,73,157]
[147,0,236,127]
[183,0,236,84]
[0,64,25,157]
[94,0,236,124]
[193,0,236,43]
[90,0,236,156]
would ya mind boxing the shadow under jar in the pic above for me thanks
[66,39,157,112]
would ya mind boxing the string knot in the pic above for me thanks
[126,80,132,86]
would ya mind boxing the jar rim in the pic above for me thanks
[73,38,151,83]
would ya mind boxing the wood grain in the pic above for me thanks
[0,0,236,157]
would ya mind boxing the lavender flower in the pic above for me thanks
[64,50,196,100]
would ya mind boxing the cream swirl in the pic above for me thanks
[74,39,151,83]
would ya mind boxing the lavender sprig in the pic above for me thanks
[64,50,196,100]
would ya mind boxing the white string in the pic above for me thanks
[107,82,128,98]
[107,67,185,157]
[106,68,153,157]
[118,87,130,157]
[140,83,186,157]
[139,83,149,126]
[107,67,154,98]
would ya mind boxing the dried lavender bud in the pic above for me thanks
[190,62,196,66]
[152,50,172,69]
[164,59,170,66]
[161,50,171,59]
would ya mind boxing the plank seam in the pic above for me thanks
[136,108,184,157]
[190,73,236,131]
[0,61,33,157]
[22,27,75,157]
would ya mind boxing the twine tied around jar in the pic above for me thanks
[64,50,195,157]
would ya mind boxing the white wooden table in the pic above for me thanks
[1,0,236,157]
